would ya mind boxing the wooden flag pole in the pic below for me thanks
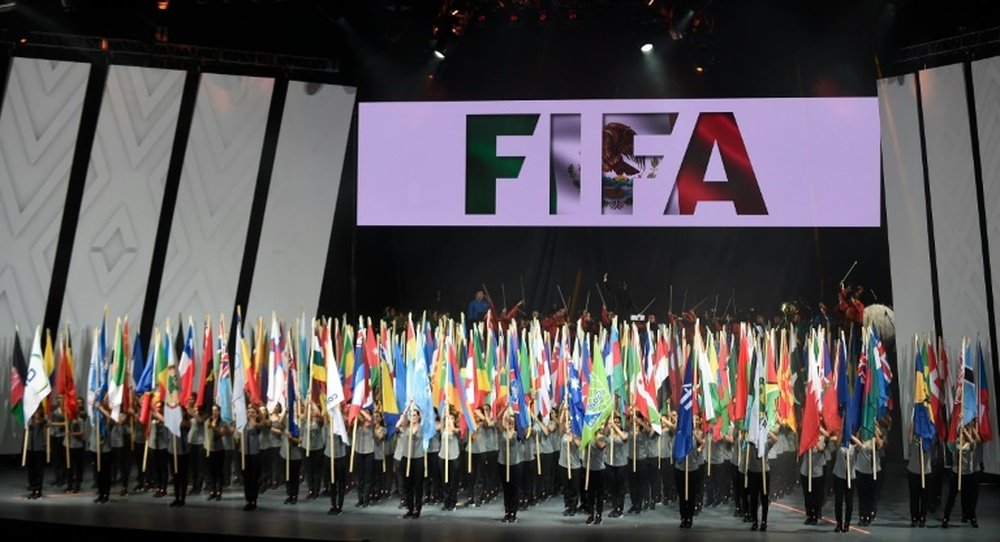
[46,426,51,464]
[536,429,541,476]
[444,422,449,484]
[808,449,812,492]
[21,430,28,467]
[406,426,413,477]
[958,432,964,492]
[761,456,767,495]
[306,400,312,457]
[684,455,689,500]
[241,428,246,470]
[919,445,925,489]
[633,415,638,473]
[846,448,851,489]
[566,438,572,480]
[744,439,750,488]
[65,424,70,468]
[285,428,290,481]
[173,434,178,473]
[142,421,151,472]
[506,434,511,483]
[872,439,877,481]
[205,419,211,457]
[96,419,102,472]
[423,452,428,479]
[707,437,712,477]
[584,444,591,491]
[657,433,661,469]
[349,416,358,473]
[467,431,472,474]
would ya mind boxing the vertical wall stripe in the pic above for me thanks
[914,73,944,339]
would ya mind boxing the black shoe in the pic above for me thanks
[843,523,851,533]
[412,510,421,519]
[751,522,759,531]
[627,506,640,514]
[403,511,414,519]
[154,491,165,498]
[760,522,767,532]
[941,519,949,529]
[586,513,595,525]
[919,517,926,528]
[563,508,572,517]
[806,517,814,525]
[609,509,622,518]
[835,523,843,532]
[911,519,917,527]
[284,496,294,504]
[971,518,978,528]
[169,499,181,507]
[594,514,602,525]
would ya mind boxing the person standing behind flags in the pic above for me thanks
[130,397,147,493]
[265,404,283,491]
[538,414,560,501]
[942,424,981,529]
[67,398,86,493]
[674,416,705,529]
[558,413,582,516]
[241,405,265,511]
[353,408,376,507]
[205,404,229,501]
[707,424,732,509]
[168,405,192,507]
[50,396,67,489]
[800,428,828,524]
[439,408,460,511]
[659,409,677,507]
[25,409,47,499]
[373,409,390,502]
[186,396,206,496]
[92,400,113,503]
[325,405,348,515]
[831,431,857,533]
[304,402,325,500]
[582,421,609,525]
[498,409,522,523]
[746,428,778,531]
[605,412,628,518]
[279,406,303,505]
[855,425,884,526]
[627,410,649,515]
[399,406,426,519]
[470,407,494,507]
[150,401,169,498]
[906,423,933,527]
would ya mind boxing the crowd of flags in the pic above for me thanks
[5,309,994,463]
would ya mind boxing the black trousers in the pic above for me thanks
[607,465,626,511]
[426,453,442,501]
[731,463,745,512]
[520,454,537,503]
[52,441,67,485]
[629,460,648,508]
[96,451,113,498]
[330,456,346,509]
[675,466,704,521]
[68,448,84,490]
[154,449,169,492]
[856,472,875,520]
[171,451,189,502]
[541,452,556,497]
[188,444,204,492]
[661,460,677,502]
[354,452,374,504]
[305,450,323,495]
[585,467,605,516]
[801,474,825,519]
[562,466,581,509]
[441,458,458,508]
[472,452,490,502]
[131,444,145,488]
[746,471,770,523]
[27,450,45,492]
[402,456,425,514]
[707,462,730,505]
[208,450,225,495]
[833,475,854,526]
[943,471,980,521]
[243,453,261,503]
[113,446,131,489]
[261,448,276,488]
[648,458,662,502]
[286,459,302,497]
[502,462,522,514]
[907,471,929,520]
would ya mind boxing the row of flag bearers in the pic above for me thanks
[9,307,992,531]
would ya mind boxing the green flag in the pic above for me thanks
[582,336,613,448]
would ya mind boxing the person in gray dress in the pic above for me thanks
[26,409,48,499]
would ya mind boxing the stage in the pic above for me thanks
[0,463,994,542]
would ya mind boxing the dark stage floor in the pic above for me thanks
[0,463,994,542]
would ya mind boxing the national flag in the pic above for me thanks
[216,323,233,424]
[733,324,750,424]
[310,320,326,389]
[195,319,213,409]
[9,330,27,428]
[56,334,79,421]
[777,329,796,432]
[673,350,694,461]
[581,334,613,448]
[822,331,841,430]
[961,337,977,427]
[323,320,348,445]
[107,318,127,419]
[913,336,936,451]
[178,321,195,406]
[695,325,717,423]
[509,326,530,437]
[23,326,52,426]
[267,315,286,412]
[408,321,435,450]
[859,338,877,442]
[799,330,822,456]
[927,337,945,441]
[976,338,992,441]
[86,327,104,429]
[232,314,249,432]
[42,329,55,413]
[164,364,182,437]
[382,343,401,438]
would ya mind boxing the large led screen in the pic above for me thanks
[358,98,879,227]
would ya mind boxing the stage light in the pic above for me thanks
[434,49,446,59]
[567,9,578,21]
[538,10,548,23]
[0,2,16,14]
[641,43,653,53]
[100,38,108,51]
[695,65,704,73]
[157,0,169,10]
[509,13,519,23]
[18,37,26,44]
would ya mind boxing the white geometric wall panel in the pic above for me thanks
[878,74,937,458]
[973,55,1000,473]
[246,82,355,322]
[921,63,996,471]
[0,58,90,453]
[154,73,274,327]
[60,66,186,355]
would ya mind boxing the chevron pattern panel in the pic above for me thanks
[0,58,90,452]
[973,56,1000,473]
[154,73,274,327]
[246,82,355,322]
[60,65,186,353]
[878,74,937,459]
[921,65,992,349]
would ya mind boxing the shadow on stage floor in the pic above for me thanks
[0,460,995,542]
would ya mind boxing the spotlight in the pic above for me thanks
[157,0,169,10]
[538,10,548,23]
[695,65,704,73]
[641,43,653,53]
[100,38,108,51]
[434,49,446,59]
[509,12,518,23]
[567,9,578,21]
